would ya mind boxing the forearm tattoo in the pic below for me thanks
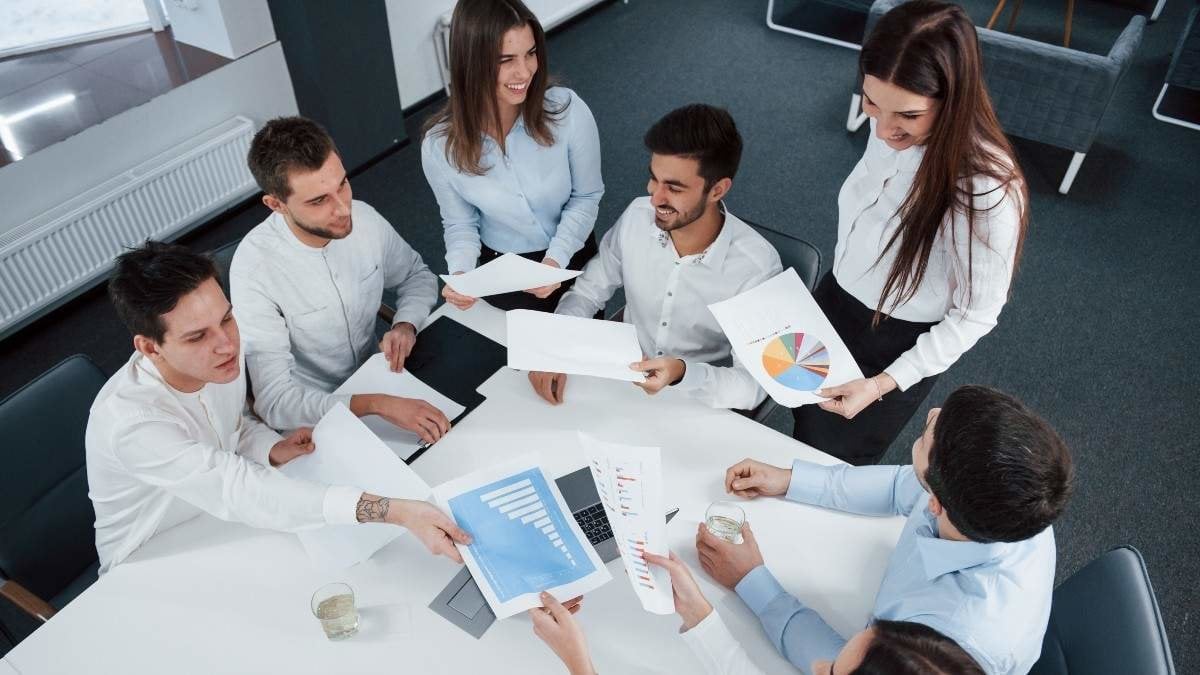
[356,495,390,523]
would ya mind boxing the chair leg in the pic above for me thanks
[1006,0,1025,31]
[1063,0,1075,47]
[847,94,869,132]
[1150,0,1166,21]
[1059,152,1085,194]
[1152,83,1200,131]
[986,0,1008,29]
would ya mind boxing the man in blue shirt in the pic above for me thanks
[697,385,1074,675]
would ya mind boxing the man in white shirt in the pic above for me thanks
[232,116,450,441]
[529,105,782,410]
[87,242,469,573]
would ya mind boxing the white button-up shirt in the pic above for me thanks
[679,611,765,675]
[85,352,361,574]
[835,119,1022,391]
[557,197,782,409]
[231,200,438,430]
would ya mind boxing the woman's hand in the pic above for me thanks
[443,272,478,310]
[525,257,563,299]
[529,592,594,675]
[815,373,897,419]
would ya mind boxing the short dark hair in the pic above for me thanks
[642,104,742,191]
[925,385,1074,543]
[247,116,339,199]
[108,241,219,343]
[852,620,984,675]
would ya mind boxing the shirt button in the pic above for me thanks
[656,351,663,356]
[667,292,673,297]
[661,322,667,327]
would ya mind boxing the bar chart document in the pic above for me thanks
[708,268,864,407]
[432,455,611,619]
[580,434,674,614]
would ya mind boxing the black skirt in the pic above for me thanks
[476,233,600,312]
[792,273,939,465]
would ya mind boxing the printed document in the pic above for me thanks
[280,403,431,570]
[708,268,863,407]
[432,455,612,619]
[506,310,644,382]
[580,433,673,614]
[440,253,582,298]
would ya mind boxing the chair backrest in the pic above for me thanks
[859,0,1144,153]
[1166,5,1200,90]
[1030,546,1175,675]
[744,220,822,291]
[210,239,240,298]
[0,356,106,603]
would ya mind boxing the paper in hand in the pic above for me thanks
[280,403,431,570]
[440,253,582,298]
[506,310,644,382]
[708,268,863,407]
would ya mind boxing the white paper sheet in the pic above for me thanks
[506,310,645,382]
[440,253,582,298]
[708,268,864,407]
[333,353,467,460]
[580,433,673,614]
[280,403,432,571]
[431,454,612,619]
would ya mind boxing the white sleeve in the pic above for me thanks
[231,261,351,430]
[884,183,1021,391]
[422,136,484,274]
[111,412,361,528]
[674,353,768,410]
[372,206,438,328]
[233,409,282,467]
[554,207,627,318]
[679,611,768,675]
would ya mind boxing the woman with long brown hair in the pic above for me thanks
[795,0,1029,465]
[421,0,603,312]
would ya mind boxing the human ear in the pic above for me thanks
[134,334,160,360]
[262,194,286,215]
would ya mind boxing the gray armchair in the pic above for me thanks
[1152,3,1200,131]
[848,0,1145,194]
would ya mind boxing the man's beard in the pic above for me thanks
[655,196,708,233]
[292,211,351,240]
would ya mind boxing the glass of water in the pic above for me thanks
[311,582,359,640]
[705,501,745,543]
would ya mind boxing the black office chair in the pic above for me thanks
[1030,546,1175,675]
[210,238,240,298]
[0,355,107,644]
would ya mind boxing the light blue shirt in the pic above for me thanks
[735,461,1056,675]
[421,87,604,273]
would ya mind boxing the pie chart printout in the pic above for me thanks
[761,332,830,391]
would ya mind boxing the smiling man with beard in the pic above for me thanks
[528,105,782,410]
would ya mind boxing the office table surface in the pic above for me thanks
[5,303,905,674]
[0,658,19,674]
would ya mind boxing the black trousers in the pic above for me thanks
[477,233,599,312]
[792,273,939,465]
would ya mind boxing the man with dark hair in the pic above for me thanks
[528,104,781,409]
[699,385,1074,675]
[86,241,470,574]
[232,116,449,439]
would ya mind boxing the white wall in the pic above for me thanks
[385,0,605,109]
[165,0,275,59]
[0,41,298,235]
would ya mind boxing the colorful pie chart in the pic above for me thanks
[761,332,830,391]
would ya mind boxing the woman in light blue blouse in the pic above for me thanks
[421,0,604,312]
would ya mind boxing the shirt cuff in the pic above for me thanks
[544,242,575,271]
[446,253,478,276]
[735,565,787,616]
[785,459,830,503]
[249,432,279,467]
[672,360,707,391]
[322,486,364,525]
[390,309,428,332]
[679,609,736,656]
[884,358,922,392]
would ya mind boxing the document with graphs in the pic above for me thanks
[431,455,612,619]
[580,433,674,614]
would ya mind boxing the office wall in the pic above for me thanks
[0,41,298,236]
[385,0,606,109]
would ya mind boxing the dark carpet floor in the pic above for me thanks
[2,0,1197,667]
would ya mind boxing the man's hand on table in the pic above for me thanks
[696,522,765,590]
[379,322,417,372]
[269,427,315,466]
[529,371,568,405]
[724,458,792,499]
[355,495,471,563]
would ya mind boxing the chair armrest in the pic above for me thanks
[0,578,56,623]
[377,303,396,325]
[1108,15,1146,73]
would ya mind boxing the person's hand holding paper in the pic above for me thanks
[441,253,582,301]
[508,310,644,383]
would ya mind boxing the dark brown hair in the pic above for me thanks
[247,116,339,199]
[851,620,985,674]
[642,104,743,192]
[423,0,564,175]
[109,241,219,343]
[860,0,1028,324]
[925,385,1074,543]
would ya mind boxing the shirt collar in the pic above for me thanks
[270,211,332,255]
[650,201,734,270]
[915,507,1010,580]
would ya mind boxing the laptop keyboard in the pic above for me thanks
[573,503,613,545]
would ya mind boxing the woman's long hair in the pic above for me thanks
[424,0,564,175]
[860,0,1028,323]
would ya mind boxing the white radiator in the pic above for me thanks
[0,116,257,339]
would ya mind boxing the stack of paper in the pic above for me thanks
[440,253,582,298]
[280,403,432,570]
[506,310,644,382]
